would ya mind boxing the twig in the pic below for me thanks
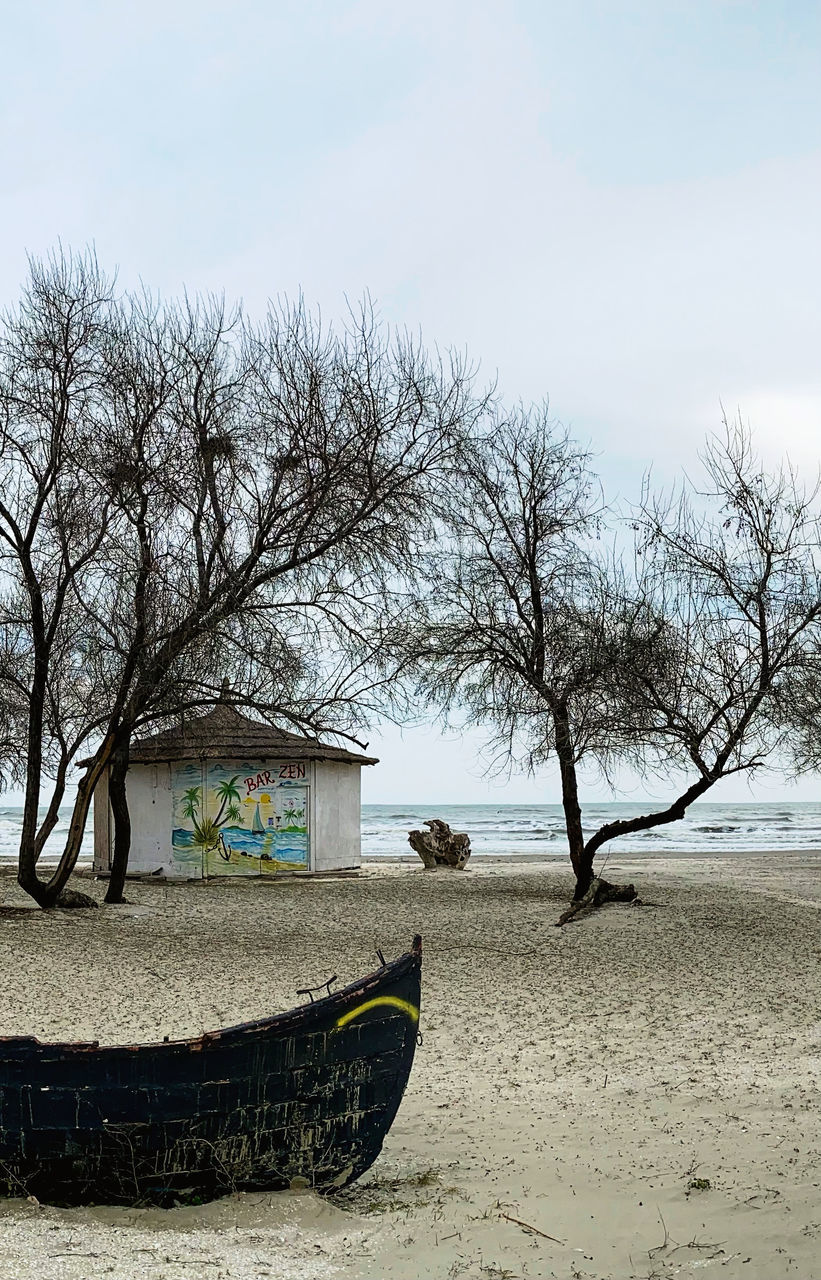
[649,1207,671,1258]
[51,1254,107,1260]
[499,1212,564,1245]
[0,1158,32,1199]
[163,1260,220,1267]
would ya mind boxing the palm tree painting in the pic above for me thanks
[213,776,241,826]
[173,764,308,874]
[281,803,306,833]
[174,771,247,855]
[181,787,201,821]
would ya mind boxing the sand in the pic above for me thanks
[0,852,820,1279]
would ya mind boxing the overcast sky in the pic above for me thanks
[1,1,820,804]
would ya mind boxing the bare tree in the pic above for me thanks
[0,251,116,900]
[410,406,821,909]
[0,252,483,907]
[605,425,821,877]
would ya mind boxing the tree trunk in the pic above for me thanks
[33,758,69,863]
[18,737,115,908]
[17,662,47,898]
[104,735,131,904]
[582,773,716,864]
[552,773,721,925]
[553,708,590,897]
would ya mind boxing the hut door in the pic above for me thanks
[272,781,309,869]
[200,762,309,876]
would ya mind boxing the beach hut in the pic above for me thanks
[92,704,378,880]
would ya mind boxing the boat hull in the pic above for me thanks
[0,937,422,1206]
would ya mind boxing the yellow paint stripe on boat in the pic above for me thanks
[334,997,420,1028]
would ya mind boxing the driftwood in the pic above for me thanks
[55,889,99,909]
[408,819,471,869]
[555,876,638,926]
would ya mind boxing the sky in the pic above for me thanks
[1,1,820,805]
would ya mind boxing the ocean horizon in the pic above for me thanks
[2,800,819,866]
[361,801,821,858]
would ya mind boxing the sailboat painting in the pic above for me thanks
[171,761,310,877]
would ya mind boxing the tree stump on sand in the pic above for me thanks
[55,889,99,909]
[408,819,471,869]
[555,876,638,926]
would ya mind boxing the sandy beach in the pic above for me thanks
[0,852,820,1279]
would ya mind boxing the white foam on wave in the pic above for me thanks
[362,801,821,858]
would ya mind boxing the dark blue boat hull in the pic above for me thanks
[0,937,422,1205]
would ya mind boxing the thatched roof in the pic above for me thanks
[127,704,378,767]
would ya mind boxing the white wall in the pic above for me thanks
[127,763,183,875]
[128,762,181,875]
[312,762,362,870]
[93,762,190,878]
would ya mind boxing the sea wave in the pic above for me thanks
[0,800,818,866]
[361,802,821,858]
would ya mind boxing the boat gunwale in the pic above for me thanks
[0,934,422,1058]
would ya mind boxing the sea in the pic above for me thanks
[361,801,821,859]
[2,801,819,867]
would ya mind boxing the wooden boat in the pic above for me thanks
[0,936,422,1206]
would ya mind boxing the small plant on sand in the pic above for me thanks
[447,1260,518,1280]
[686,1176,712,1193]
[338,1165,463,1216]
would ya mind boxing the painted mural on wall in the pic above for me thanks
[171,761,309,876]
